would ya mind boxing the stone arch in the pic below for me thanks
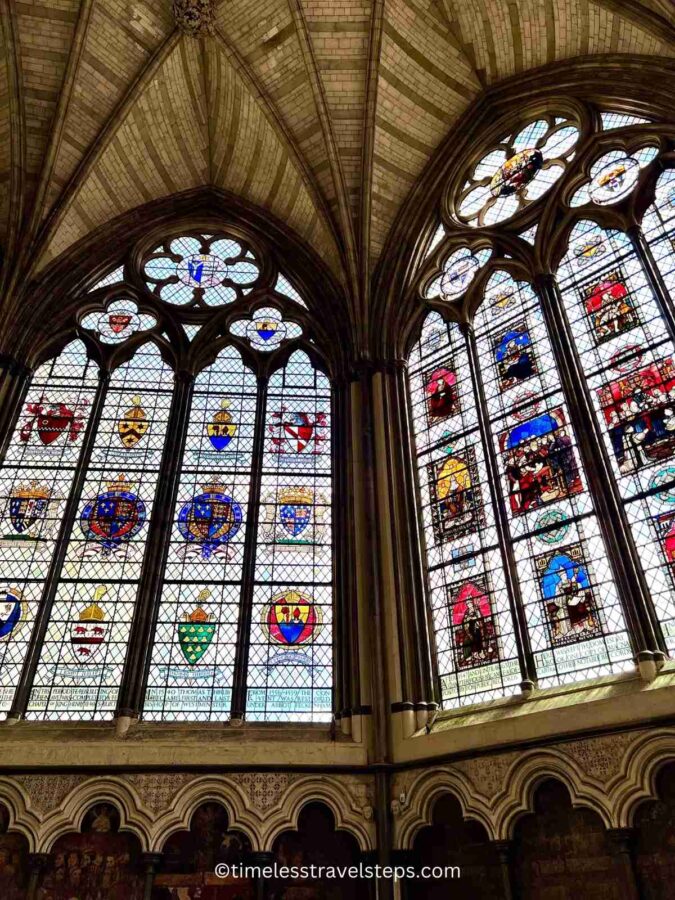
[406,791,504,900]
[510,777,628,899]
[150,776,261,853]
[495,749,613,839]
[37,776,151,853]
[394,767,495,850]
[0,777,39,853]
[261,776,375,853]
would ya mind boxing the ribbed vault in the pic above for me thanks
[0,0,673,337]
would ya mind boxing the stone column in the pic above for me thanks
[607,828,640,900]
[141,852,163,900]
[491,839,515,900]
[26,852,50,900]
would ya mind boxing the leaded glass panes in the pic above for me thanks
[425,248,491,302]
[456,117,578,227]
[0,342,98,716]
[144,235,260,307]
[474,272,632,685]
[26,343,173,720]
[643,169,675,298]
[247,351,332,722]
[143,347,257,721]
[557,220,675,648]
[408,313,521,707]
[229,308,302,353]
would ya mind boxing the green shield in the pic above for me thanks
[177,621,216,665]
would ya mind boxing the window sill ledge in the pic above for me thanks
[392,663,675,764]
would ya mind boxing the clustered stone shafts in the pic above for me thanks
[172,0,215,37]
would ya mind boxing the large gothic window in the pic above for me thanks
[0,231,335,723]
[410,105,674,708]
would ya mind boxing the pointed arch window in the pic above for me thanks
[410,106,675,707]
[0,230,336,724]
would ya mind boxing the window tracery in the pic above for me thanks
[410,103,674,706]
[0,228,335,724]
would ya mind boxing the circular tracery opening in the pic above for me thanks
[455,115,579,228]
[143,233,261,307]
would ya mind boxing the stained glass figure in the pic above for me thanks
[248,351,332,722]
[26,343,173,720]
[558,218,675,649]
[456,117,578,227]
[0,341,98,716]
[229,307,302,352]
[144,346,256,721]
[474,270,631,685]
[144,235,260,307]
[409,312,521,706]
[80,299,157,344]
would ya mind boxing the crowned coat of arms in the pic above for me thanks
[80,474,146,555]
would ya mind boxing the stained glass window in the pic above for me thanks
[643,169,675,297]
[0,341,98,716]
[26,343,173,720]
[570,147,659,207]
[557,220,675,649]
[473,271,632,684]
[408,313,521,706]
[144,235,261,307]
[425,248,491,302]
[456,117,578,227]
[229,308,303,352]
[247,351,333,721]
[144,347,257,721]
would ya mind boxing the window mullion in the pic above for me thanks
[230,374,268,722]
[535,273,666,669]
[0,358,31,462]
[8,370,110,720]
[462,323,537,692]
[628,225,675,339]
[115,370,195,721]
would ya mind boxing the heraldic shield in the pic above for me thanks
[117,396,149,448]
[178,590,216,665]
[177,482,243,558]
[8,481,50,536]
[80,474,146,554]
[265,591,320,647]
[70,586,108,662]
[207,400,237,451]
[0,587,25,640]
[279,487,313,538]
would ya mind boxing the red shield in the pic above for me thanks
[37,406,74,445]
[109,313,132,334]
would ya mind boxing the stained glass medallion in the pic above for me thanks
[144,235,260,307]
[456,117,578,227]
[571,147,660,207]
[229,307,302,352]
[425,247,491,301]
[81,300,157,345]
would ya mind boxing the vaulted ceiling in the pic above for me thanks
[0,0,673,294]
